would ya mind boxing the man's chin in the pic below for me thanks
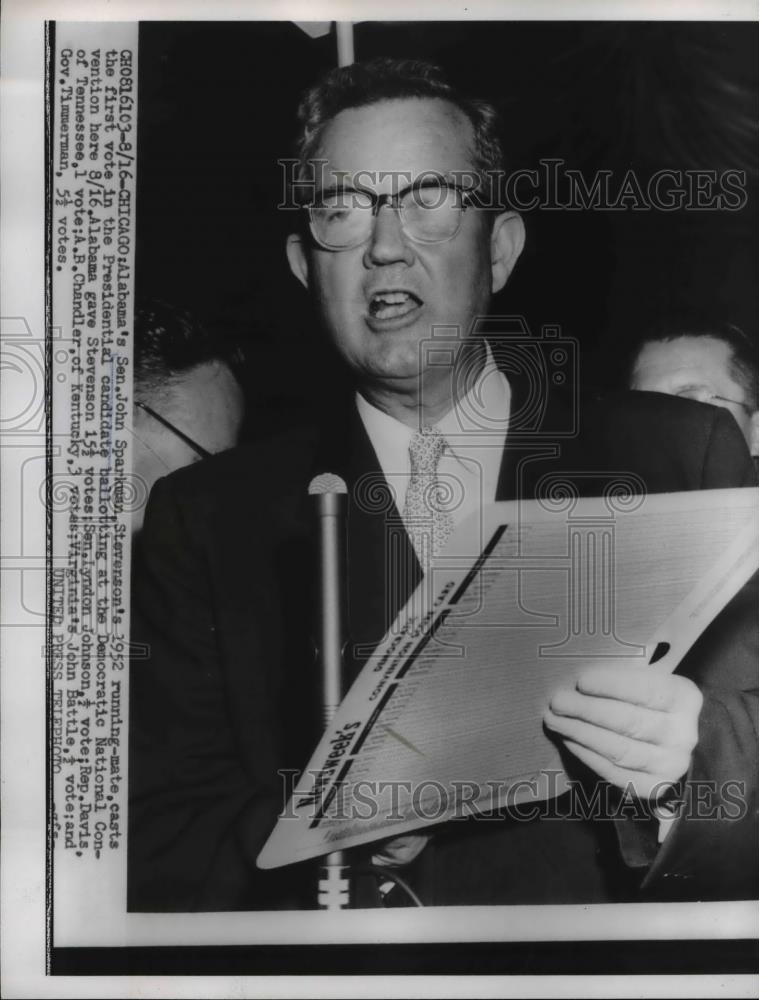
[363,339,429,382]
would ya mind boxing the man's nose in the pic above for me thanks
[363,203,414,267]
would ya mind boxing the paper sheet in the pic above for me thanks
[259,488,759,868]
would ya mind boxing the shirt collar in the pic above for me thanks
[355,341,510,476]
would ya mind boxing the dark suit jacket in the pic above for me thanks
[129,384,759,910]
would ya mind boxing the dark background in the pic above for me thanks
[135,21,759,437]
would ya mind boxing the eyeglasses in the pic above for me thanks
[305,178,479,251]
[675,387,753,414]
[135,400,213,459]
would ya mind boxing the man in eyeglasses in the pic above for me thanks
[130,58,759,911]
[628,318,759,465]
[283,60,725,885]
[285,89,522,433]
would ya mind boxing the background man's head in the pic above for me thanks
[285,58,524,415]
[628,318,759,457]
[132,299,245,530]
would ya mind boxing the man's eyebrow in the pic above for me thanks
[400,173,453,192]
[400,173,480,198]
[314,182,364,200]
[312,173,466,203]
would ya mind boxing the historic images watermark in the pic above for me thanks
[278,769,749,826]
[278,159,748,212]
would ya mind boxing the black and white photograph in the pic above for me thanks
[2,1,759,996]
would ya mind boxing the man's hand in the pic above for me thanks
[544,664,703,801]
[372,833,430,868]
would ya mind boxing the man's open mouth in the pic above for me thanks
[367,290,423,321]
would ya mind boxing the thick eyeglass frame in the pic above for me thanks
[135,400,213,459]
[675,388,754,414]
[305,177,481,251]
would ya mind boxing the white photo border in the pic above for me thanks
[3,0,759,996]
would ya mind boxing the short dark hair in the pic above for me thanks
[293,57,504,190]
[134,299,244,402]
[628,315,759,411]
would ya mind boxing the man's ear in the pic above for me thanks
[490,211,525,295]
[286,233,310,290]
[749,410,759,457]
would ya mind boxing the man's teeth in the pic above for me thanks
[369,292,421,319]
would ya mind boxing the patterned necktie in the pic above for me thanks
[402,426,455,569]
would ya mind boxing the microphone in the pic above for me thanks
[308,473,350,909]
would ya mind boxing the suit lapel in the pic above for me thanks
[496,370,529,501]
[495,369,550,501]
[495,367,566,502]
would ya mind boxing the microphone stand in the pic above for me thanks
[309,475,351,910]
